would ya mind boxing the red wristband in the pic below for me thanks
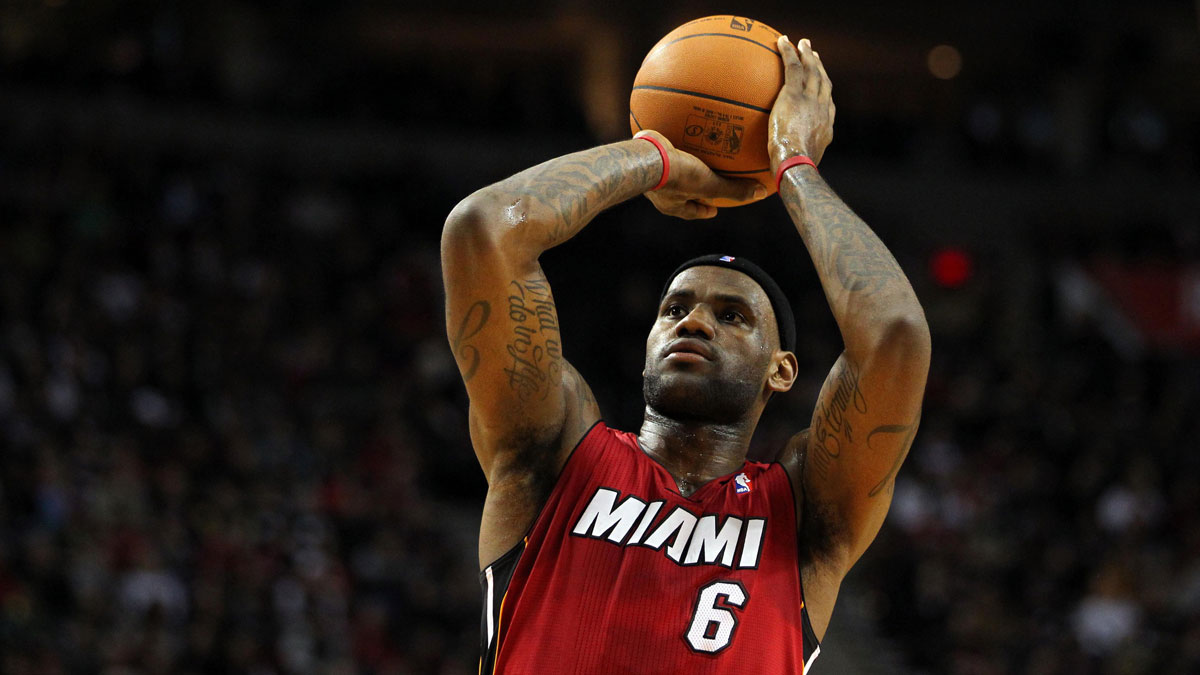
[775,155,817,192]
[638,135,670,191]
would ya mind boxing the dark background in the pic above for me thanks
[1,1,1198,673]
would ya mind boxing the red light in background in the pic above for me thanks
[930,247,973,288]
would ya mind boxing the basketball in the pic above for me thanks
[630,16,785,207]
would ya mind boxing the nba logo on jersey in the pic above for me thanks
[719,255,736,262]
[734,472,752,494]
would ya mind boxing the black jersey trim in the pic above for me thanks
[801,604,821,673]
[479,539,524,674]
[775,461,823,668]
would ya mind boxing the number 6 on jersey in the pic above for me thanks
[685,580,749,653]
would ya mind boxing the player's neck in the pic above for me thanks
[637,409,754,497]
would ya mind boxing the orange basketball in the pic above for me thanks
[630,16,784,207]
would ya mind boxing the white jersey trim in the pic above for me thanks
[484,565,495,648]
[804,644,821,673]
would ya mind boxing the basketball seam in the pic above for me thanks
[662,32,780,56]
[629,109,644,131]
[630,85,772,114]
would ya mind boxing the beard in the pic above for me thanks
[643,364,762,426]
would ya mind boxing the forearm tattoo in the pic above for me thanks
[504,272,562,400]
[780,172,907,297]
[493,142,660,250]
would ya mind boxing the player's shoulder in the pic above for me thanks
[775,428,810,482]
[583,422,648,467]
[563,420,639,465]
[599,422,640,449]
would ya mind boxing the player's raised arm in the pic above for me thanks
[442,134,762,564]
[770,37,931,632]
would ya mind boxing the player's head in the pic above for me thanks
[643,255,798,425]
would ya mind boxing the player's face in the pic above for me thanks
[643,267,781,424]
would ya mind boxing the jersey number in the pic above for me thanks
[685,580,749,654]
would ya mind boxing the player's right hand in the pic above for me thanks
[634,130,766,220]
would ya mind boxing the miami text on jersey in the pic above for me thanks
[569,487,766,569]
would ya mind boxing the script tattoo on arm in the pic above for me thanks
[808,362,867,481]
[503,272,563,401]
[781,173,907,297]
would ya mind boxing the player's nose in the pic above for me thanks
[675,305,715,340]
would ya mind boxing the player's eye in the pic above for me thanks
[665,304,687,318]
[720,310,744,323]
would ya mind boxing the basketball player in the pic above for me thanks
[442,37,929,673]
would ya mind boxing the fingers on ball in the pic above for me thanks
[779,37,800,68]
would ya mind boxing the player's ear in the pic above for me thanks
[767,351,798,393]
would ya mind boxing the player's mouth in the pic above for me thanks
[663,338,715,363]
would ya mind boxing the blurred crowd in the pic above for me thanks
[0,145,482,673]
[2,138,1197,675]
[862,251,1200,673]
[2,1,1200,674]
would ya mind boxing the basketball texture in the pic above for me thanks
[630,16,784,207]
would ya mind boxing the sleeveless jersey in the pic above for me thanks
[479,422,821,674]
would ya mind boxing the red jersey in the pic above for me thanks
[479,422,821,674]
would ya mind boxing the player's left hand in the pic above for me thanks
[769,37,835,170]
[634,130,766,219]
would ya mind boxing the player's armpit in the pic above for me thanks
[468,357,601,568]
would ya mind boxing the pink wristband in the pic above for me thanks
[638,135,670,191]
[775,155,817,192]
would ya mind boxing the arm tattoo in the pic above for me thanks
[495,143,659,250]
[808,362,867,481]
[450,300,491,382]
[866,409,922,498]
[781,173,906,296]
[504,272,563,400]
